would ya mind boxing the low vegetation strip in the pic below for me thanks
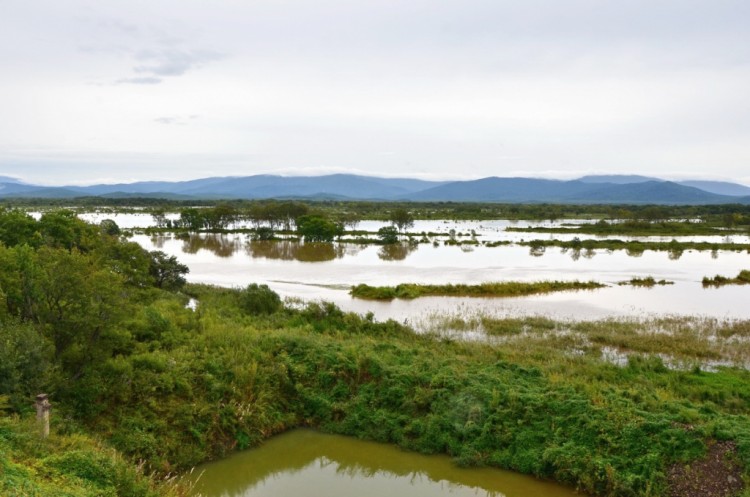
[350,281,605,300]
[702,270,750,287]
[511,238,750,253]
[618,277,674,287]
[506,220,740,236]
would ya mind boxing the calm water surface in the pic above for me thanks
[188,430,580,497]
[70,212,750,244]
[133,233,750,320]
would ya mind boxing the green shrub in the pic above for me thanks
[239,284,282,315]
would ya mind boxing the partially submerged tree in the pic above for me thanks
[296,215,343,242]
[389,208,414,233]
[377,226,399,244]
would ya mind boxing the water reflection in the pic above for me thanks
[378,242,418,261]
[188,430,579,497]
[180,233,242,258]
[132,234,750,321]
[161,235,420,263]
[626,247,644,257]
[245,240,360,262]
[529,246,545,257]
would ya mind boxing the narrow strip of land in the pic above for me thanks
[350,280,605,300]
[702,270,750,287]
[506,220,742,236]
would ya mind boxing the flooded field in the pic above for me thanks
[73,212,750,243]
[187,430,580,497]
[133,232,750,321]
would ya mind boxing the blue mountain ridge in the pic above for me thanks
[0,174,748,204]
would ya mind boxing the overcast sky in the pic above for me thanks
[2,0,749,186]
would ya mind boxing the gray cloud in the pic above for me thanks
[1,0,749,184]
[133,48,223,77]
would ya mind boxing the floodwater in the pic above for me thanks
[70,212,750,244]
[187,430,580,497]
[132,232,750,321]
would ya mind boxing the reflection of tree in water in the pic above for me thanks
[150,234,169,249]
[246,240,297,260]
[668,249,683,260]
[560,247,595,261]
[626,248,644,257]
[245,240,347,262]
[378,243,417,261]
[529,246,546,257]
[181,234,242,257]
[343,244,366,257]
[297,243,342,262]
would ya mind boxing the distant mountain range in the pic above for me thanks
[1,173,749,205]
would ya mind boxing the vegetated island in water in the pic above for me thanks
[350,280,605,300]
[509,238,750,254]
[702,269,750,287]
[506,219,748,236]
[617,277,675,287]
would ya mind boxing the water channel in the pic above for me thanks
[187,430,581,497]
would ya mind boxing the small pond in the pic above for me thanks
[187,430,581,497]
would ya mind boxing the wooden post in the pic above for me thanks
[35,393,50,438]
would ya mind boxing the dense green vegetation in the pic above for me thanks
[702,270,750,287]
[0,415,182,497]
[2,207,750,497]
[350,281,605,300]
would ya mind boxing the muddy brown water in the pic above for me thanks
[187,429,581,497]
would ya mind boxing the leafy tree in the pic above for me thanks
[389,208,414,233]
[296,215,343,242]
[38,210,98,250]
[0,208,40,247]
[149,251,189,290]
[337,212,361,231]
[99,218,120,236]
[275,201,309,230]
[377,226,399,244]
[151,208,169,228]
[95,239,152,287]
[239,283,282,315]
[0,320,55,411]
[205,203,238,230]
[178,208,206,231]
[33,247,125,363]
[0,244,41,321]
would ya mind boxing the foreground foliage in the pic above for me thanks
[0,416,184,497]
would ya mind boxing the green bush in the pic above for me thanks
[239,284,282,315]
